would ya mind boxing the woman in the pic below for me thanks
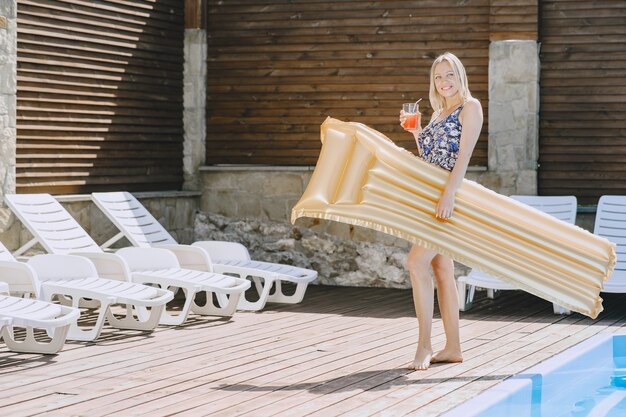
[400,52,483,370]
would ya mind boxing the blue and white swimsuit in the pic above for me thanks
[417,104,464,171]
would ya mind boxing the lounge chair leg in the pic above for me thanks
[2,325,70,354]
[457,279,475,312]
[487,289,501,299]
[237,277,274,311]
[42,290,112,342]
[106,304,164,331]
[266,281,309,304]
[553,303,571,315]
[191,291,241,317]
[159,287,196,326]
[66,307,109,341]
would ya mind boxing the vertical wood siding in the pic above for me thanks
[206,0,491,166]
[16,0,184,194]
[539,0,626,204]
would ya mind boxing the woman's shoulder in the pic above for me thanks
[463,97,481,111]
[460,97,483,117]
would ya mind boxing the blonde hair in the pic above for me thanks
[428,52,472,113]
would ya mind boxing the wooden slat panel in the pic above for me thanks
[489,0,538,40]
[205,0,506,167]
[538,0,626,204]
[16,0,184,194]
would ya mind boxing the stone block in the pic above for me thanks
[1,217,20,250]
[493,143,519,171]
[89,205,119,244]
[236,193,262,219]
[202,172,235,190]
[173,198,190,229]
[509,42,539,82]
[0,63,16,94]
[232,172,265,194]
[260,198,289,223]
[476,172,502,192]
[0,2,15,19]
[515,170,537,195]
[490,41,538,83]
[489,102,518,133]
[0,206,12,234]
[7,93,14,122]
[65,202,89,232]
[164,205,175,230]
[0,95,7,115]
[263,173,304,197]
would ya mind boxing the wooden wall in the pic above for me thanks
[539,0,626,204]
[16,0,184,194]
[489,0,538,41]
[205,0,497,166]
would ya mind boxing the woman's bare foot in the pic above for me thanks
[431,348,463,364]
[409,347,433,370]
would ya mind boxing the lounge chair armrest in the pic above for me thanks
[115,247,180,271]
[70,252,131,282]
[155,244,212,272]
[0,260,38,295]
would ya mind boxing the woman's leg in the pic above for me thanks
[430,254,463,363]
[407,244,437,370]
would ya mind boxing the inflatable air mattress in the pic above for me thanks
[291,117,615,318]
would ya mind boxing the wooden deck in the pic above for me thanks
[2,285,626,417]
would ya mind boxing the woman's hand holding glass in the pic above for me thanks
[400,100,422,133]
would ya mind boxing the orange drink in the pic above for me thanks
[402,113,419,130]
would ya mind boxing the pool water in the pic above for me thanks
[443,334,626,417]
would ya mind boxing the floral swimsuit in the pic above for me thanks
[417,104,464,171]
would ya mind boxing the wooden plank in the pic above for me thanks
[18,4,183,39]
[19,0,182,31]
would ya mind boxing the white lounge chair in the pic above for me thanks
[594,196,626,293]
[457,195,577,315]
[5,194,250,324]
[0,239,172,341]
[0,281,78,354]
[91,191,317,311]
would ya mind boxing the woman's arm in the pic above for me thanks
[435,99,483,219]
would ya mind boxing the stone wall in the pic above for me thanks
[183,28,207,191]
[0,192,200,254]
[477,40,540,195]
[195,211,416,289]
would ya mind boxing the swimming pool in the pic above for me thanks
[443,333,626,417]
